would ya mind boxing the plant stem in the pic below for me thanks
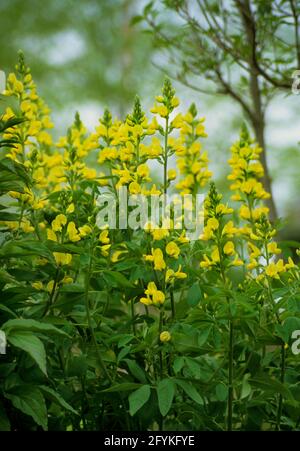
[276,344,286,431]
[170,288,175,320]
[227,319,234,431]
[163,116,169,195]
[131,298,136,336]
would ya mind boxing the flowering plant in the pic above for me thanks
[0,54,299,431]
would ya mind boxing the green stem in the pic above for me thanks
[131,298,136,336]
[227,319,234,431]
[170,288,175,320]
[163,116,169,195]
[275,344,286,431]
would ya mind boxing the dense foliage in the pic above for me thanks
[0,54,299,431]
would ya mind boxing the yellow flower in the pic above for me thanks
[153,248,166,270]
[144,248,166,271]
[32,281,44,291]
[66,203,75,214]
[99,229,110,244]
[79,224,92,237]
[285,257,295,270]
[167,169,177,181]
[223,241,235,256]
[67,222,81,242]
[137,164,150,179]
[47,229,57,242]
[166,241,180,259]
[53,252,72,266]
[165,265,187,283]
[129,181,141,194]
[140,281,165,305]
[111,250,127,263]
[211,246,220,263]
[61,276,73,284]
[21,219,34,233]
[151,228,169,241]
[207,217,219,230]
[52,214,67,232]
[267,242,281,255]
[239,205,251,220]
[46,280,55,293]
[222,221,237,237]
[265,259,286,279]
[160,331,171,342]
[101,244,111,257]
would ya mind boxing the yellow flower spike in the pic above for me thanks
[160,331,171,342]
[223,241,235,256]
[166,241,180,259]
[53,252,72,266]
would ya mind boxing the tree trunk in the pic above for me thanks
[237,0,278,221]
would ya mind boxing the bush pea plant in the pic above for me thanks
[0,53,300,431]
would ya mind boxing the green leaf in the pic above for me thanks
[124,359,147,383]
[5,386,47,430]
[8,331,47,375]
[173,356,185,373]
[102,270,134,288]
[175,379,204,405]
[187,282,202,307]
[3,318,68,337]
[102,383,142,393]
[128,385,151,416]
[275,317,300,343]
[39,386,78,415]
[157,379,175,416]
[216,383,228,401]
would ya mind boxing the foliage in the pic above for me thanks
[0,54,299,431]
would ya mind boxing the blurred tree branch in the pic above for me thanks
[140,0,300,220]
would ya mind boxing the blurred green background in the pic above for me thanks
[0,0,299,238]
